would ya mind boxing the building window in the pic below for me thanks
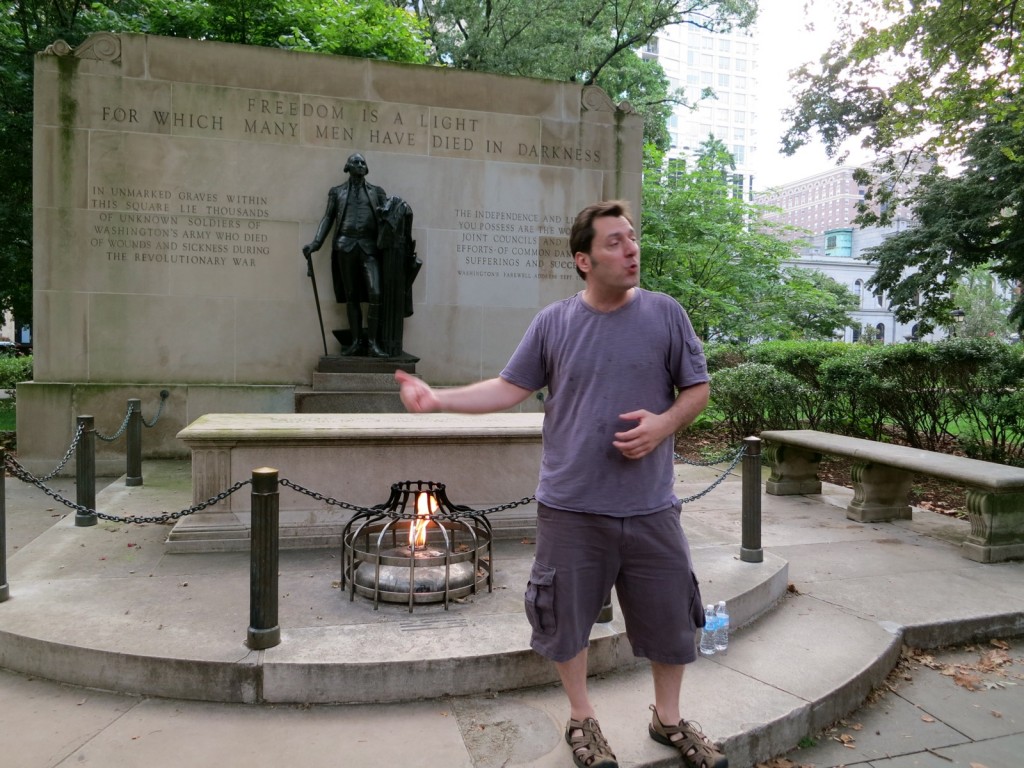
[718,73,730,87]
[719,39,731,52]
[719,56,731,69]
[876,323,885,342]
[644,38,659,55]
[735,58,747,71]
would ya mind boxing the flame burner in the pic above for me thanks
[340,481,494,612]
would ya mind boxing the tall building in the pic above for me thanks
[643,20,759,199]
[756,167,863,236]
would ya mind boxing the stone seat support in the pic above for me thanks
[761,429,1024,564]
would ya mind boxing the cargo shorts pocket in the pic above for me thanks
[688,571,705,629]
[524,561,557,636]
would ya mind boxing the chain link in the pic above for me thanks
[2,451,250,523]
[3,446,747,527]
[674,443,745,467]
[677,444,747,505]
[28,421,85,481]
[142,390,169,429]
[95,402,135,442]
[279,478,539,517]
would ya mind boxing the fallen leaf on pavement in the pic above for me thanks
[953,670,982,690]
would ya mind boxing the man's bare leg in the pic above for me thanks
[556,648,595,720]
[651,661,685,725]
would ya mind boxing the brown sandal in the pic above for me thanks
[564,716,618,768]
[649,705,728,768]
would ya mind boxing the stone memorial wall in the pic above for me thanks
[21,33,642,473]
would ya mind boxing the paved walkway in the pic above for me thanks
[1,459,1022,767]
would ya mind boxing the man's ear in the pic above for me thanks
[574,251,590,275]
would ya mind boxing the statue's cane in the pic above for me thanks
[304,249,329,356]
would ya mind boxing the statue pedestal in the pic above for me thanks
[169,412,542,551]
[294,356,416,413]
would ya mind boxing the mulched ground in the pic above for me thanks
[677,424,968,519]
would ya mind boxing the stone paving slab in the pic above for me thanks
[2,459,1023,768]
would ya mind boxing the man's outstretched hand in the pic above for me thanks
[395,369,440,413]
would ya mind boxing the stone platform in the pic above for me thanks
[0,461,787,705]
[170,413,544,552]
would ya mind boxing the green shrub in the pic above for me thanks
[710,362,805,439]
[746,341,854,429]
[0,355,32,403]
[818,346,885,439]
[854,340,996,450]
[703,342,749,373]
[945,339,1024,465]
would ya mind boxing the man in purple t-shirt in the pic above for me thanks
[395,201,725,768]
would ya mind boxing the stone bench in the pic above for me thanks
[760,429,1024,564]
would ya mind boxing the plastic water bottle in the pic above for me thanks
[699,604,717,656]
[714,600,729,653]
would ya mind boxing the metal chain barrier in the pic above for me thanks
[677,444,746,505]
[2,451,250,523]
[674,443,745,467]
[95,402,135,443]
[142,390,170,428]
[3,446,743,527]
[30,421,86,482]
[279,478,536,517]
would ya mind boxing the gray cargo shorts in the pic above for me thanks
[524,502,704,664]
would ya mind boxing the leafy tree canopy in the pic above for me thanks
[413,0,756,82]
[782,0,1024,191]
[411,0,756,150]
[640,140,852,341]
[864,105,1024,333]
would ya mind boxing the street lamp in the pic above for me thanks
[950,308,965,336]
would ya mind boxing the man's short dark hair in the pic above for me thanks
[569,200,635,279]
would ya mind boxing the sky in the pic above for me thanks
[752,0,865,189]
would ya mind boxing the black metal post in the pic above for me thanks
[247,467,281,650]
[75,416,97,527]
[126,399,142,487]
[1,450,8,602]
[740,435,763,563]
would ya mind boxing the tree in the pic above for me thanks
[782,0,1024,211]
[775,267,858,341]
[413,0,756,83]
[411,0,756,151]
[950,266,1015,341]
[864,105,1024,332]
[640,140,846,341]
[0,0,95,332]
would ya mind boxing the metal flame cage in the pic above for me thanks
[340,481,494,612]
